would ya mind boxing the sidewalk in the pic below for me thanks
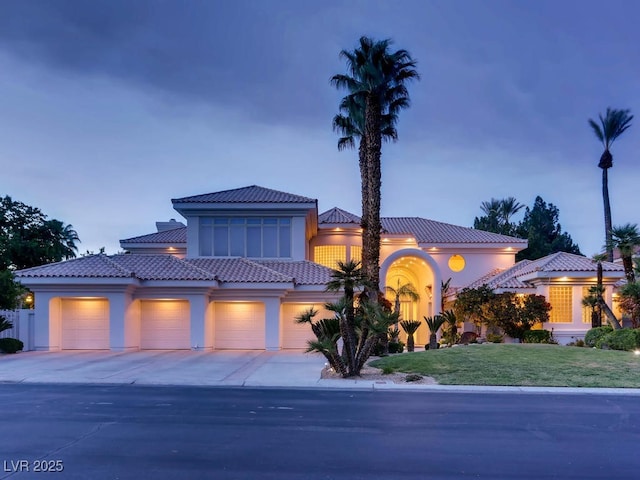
[2,350,640,395]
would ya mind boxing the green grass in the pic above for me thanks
[369,344,640,387]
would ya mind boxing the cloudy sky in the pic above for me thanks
[0,0,638,256]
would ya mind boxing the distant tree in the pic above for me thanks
[473,197,524,236]
[331,36,419,300]
[609,223,640,283]
[0,195,80,310]
[589,108,633,262]
[515,196,581,261]
[1,196,80,270]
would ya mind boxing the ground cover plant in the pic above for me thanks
[370,344,640,387]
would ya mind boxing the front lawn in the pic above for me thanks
[369,344,640,387]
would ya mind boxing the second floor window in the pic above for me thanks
[199,217,291,258]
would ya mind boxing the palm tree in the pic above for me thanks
[326,260,364,373]
[385,280,420,316]
[592,253,622,330]
[400,320,421,352]
[499,197,524,228]
[331,36,419,300]
[589,108,633,262]
[424,315,446,350]
[609,223,640,283]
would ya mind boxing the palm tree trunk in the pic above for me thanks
[596,261,603,326]
[602,167,614,262]
[407,333,415,352]
[362,95,382,302]
[599,298,622,330]
[622,255,635,283]
[429,333,438,350]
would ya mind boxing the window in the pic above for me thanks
[582,287,593,324]
[199,217,291,258]
[549,287,572,323]
[314,245,346,269]
[448,254,465,272]
[350,246,362,264]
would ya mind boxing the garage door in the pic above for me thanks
[215,302,265,349]
[61,298,109,350]
[140,300,190,349]
[281,304,331,349]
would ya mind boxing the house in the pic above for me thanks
[14,185,624,351]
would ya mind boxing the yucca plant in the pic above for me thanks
[424,315,447,350]
[400,320,421,352]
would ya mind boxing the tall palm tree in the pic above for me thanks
[589,108,633,262]
[331,36,419,300]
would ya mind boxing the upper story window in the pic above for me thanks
[199,217,291,258]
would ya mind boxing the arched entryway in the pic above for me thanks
[380,249,441,347]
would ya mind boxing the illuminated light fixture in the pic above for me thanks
[25,293,34,304]
[506,247,513,251]
[406,238,412,242]
[448,254,465,272]
[168,247,176,251]
[335,228,342,231]
[430,247,437,251]
[634,350,640,356]
[559,276,569,281]
[382,238,390,243]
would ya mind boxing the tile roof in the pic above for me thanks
[15,255,133,278]
[121,227,187,244]
[185,258,293,283]
[254,260,333,285]
[516,252,623,275]
[14,254,216,281]
[318,207,361,225]
[464,252,624,291]
[109,255,214,281]
[172,185,316,204]
[465,261,534,290]
[15,254,335,285]
[380,217,527,244]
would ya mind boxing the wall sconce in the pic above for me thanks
[425,284,433,299]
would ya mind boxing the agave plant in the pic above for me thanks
[400,320,421,352]
[424,315,446,350]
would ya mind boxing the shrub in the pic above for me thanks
[459,331,478,344]
[596,329,640,351]
[585,326,613,347]
[382,365,395,375]
[0,337,24,354]
[388,341,405,354]
[575,339,585,348]
[405,374,423,382]
[486,333,504,343]
[523,330,552,344]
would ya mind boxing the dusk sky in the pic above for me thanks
[1,0,638,257]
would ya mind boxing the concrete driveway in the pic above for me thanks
[0,350,327,388]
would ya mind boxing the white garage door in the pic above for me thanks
[215,302,265,349]
[140,300,190,349]
[281,304,331,349]
[61,298,109,350]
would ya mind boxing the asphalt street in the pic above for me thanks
[1,384,639,479]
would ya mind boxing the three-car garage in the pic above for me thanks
[55,297,321,351]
